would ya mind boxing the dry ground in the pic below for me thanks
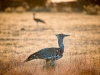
[0,12,100,75]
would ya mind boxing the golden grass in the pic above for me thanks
[0,56,100,75]
[0,12,100,75]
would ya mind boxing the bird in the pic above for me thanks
[33,13,46,30]
[24,34,70,66]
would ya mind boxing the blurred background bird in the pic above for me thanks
[33,13,46,30]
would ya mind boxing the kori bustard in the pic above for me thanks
[24,34,70,66]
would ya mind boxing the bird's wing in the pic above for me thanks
[30,48,62,60]
[35,18,46,23]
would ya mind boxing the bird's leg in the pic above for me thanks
[42,60,50,68]
[46,60,51,65]
[50,60,55,67]
[45,60,55,67]
[43,60,56,70]
[37,22,38,30]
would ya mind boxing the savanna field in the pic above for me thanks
[0,12,100,75]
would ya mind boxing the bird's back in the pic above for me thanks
[26,47,63,61]
[34,18,46,24]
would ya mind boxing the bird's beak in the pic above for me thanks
[65,34,70,37]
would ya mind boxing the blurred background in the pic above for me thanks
[0,0,100,75]
[0,0,100,14]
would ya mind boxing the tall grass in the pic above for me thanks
[0,56,100,75]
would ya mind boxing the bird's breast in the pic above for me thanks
[45,53,63,60]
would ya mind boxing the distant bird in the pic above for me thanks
[24,34,70,66]
[33,13,46,29]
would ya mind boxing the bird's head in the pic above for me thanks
[56,34,70,39]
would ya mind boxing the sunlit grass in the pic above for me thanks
[0,56,100,75]
[0,12,100,75]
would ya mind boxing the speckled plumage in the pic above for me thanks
[24,34,70,66]
[25,48,63,61]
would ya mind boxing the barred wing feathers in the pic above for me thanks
[25,48,63,62]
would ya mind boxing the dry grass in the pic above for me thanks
[0,12,100,75]
[0,56,100,75]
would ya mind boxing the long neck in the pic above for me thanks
[33,14,35,19]
[58,37,64,53]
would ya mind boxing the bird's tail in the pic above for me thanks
[43,21,46,24]
[24,54,38,62]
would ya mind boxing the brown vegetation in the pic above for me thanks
[0,57,100,75]
[0,12,100,75]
